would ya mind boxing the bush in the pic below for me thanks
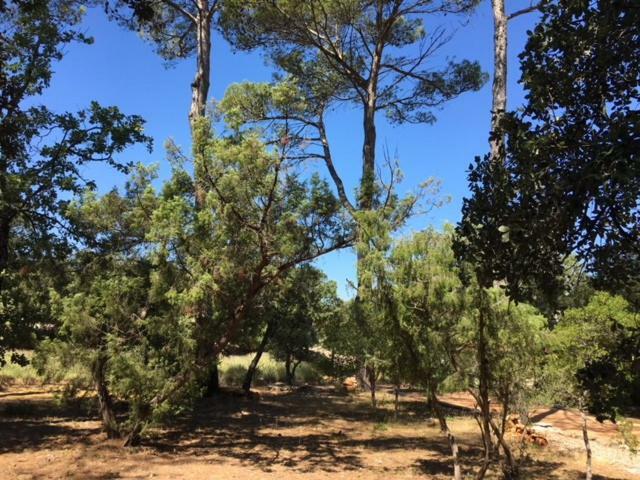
[255,359,285,384]
[296,362,322,384]
[220,363,248,386]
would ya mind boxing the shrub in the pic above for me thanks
[296,362,322,384]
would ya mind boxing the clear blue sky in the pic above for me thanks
[39,2,539,298]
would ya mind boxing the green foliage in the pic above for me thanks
[106,0,208,62]
[267,266,337,374]
[36,169,195,429]
[0,0,151,364]
[456,0,640,305]
[544,292,640,421]
[619,419,639,455]
[151,117,350,362]
[219,0,486,125]
[219,0,486,211]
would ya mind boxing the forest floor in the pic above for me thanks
[0,383,638,480]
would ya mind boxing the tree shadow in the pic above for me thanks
[1,385,635,479]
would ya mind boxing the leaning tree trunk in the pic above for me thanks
[431,390,463,480]
[490,417,518,479]
[581,410,593,480]
[243,322,273,393]
[92,353,120,439]
[122,420,143,447]
[291,359,302,382]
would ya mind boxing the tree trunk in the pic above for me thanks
[490,0,507,162]
[394,383,400,420]
[122,421,143,447]
[498,389,510,452]
[359,102,377,210]
[92,353,119,439]
[356,362,370,391]
[291,359,301,382]
[285,354,294,386]
[330,350,336,377]
[581,410,593,480]
[202,360,220,396]
[475,292,493,480]
[490,418,518,479]
[189,3,212,126]
[367,365,377,409]
[243,322,273,393]
[431,391,462,480]
[0,211,12,291]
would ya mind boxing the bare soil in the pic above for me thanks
[0,384,638,479]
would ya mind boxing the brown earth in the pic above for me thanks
[0,384,638,480]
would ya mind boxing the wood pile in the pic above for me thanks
[506,415,549,447]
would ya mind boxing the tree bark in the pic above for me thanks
[202,360,220,396]
[431,391,463,480]
[360,101,377,210]
[581,410,593,480]
[0,214,10,288]
[242,322,273,393]
[92,353,120,439]
[490,418,518,479]
[122,421,143,447]
[189,1,212,126]
[490,0,507,163]
[291,359,301,382]
[285,354,294,386]
[475,291,493,480]
[367,365,377,408]
[394,383,400,420]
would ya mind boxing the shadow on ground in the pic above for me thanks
[0,385,631,479]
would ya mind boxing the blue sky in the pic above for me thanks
[39,3,539,298]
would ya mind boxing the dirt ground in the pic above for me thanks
[0,384,638,480]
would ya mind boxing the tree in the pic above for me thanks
[0,0,151,363]
[465,287,546,479]
[456,0,640,301]
[123,116,352,438]
[488,0,542,162]
[380,227,469,479]
[35,166,190,442]
[362,225,545,480]
[106,0,226,392]
[544,292,640,480]
[107,0,221,124]
[219,0,486,210]
[267,265,336,385]
[218,1,485,395]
